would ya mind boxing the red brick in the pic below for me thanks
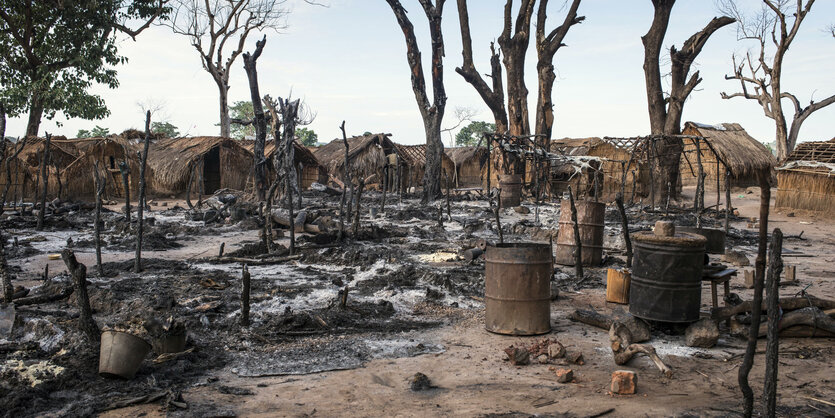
[611,370,637,395]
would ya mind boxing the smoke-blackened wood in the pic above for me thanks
[339,121,354,224]
[568,185,583,279]
[711,295,835,321]
[0,230,12,303]
[615,194,633,267]
[61,249,98,342]
[36,133,51,231]
[92,163,106,276]
[135,111,151,273]
[352,177,365,237]
[763,228,783,416]
[241,264,250,327]
[492,188,503,244]
[739,173,771,417]
[1,137,27,214]
[609,322,672,377]
[243,35,268,201]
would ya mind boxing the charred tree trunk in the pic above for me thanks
[763,228,783,417]
[384,0,447,203]
[281,98,300,255]
[642,0,734,200]
[36,133,51,231]
[455,0,508,132]
[738,173,771,418]
[534,0,584,141]
[340,121,354,224]
[61,249,99,342]
[118,161,131,221]
[243,36,268,201]
[135,112,151,273]
[216,77,231,138]
[241,264,250,327]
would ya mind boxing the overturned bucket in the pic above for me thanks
[99,331,151,379]
[484,243,552,335]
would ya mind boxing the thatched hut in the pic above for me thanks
[241,140,328,189]
[0,139,36,201]
[549,137,648,202]
[14,137,77,199]
[313,133,397,187]
[680,122,776,189]
[775,139,835,214]
[59,136,141,198]
[445,146,488,188]
[148,137,252,196]
[392,143,455,190]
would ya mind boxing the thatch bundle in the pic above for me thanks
[775,139,835,214]
[445,146,488,188]
[148,137,252,196]
[313,133,396,185]
[549,137,648,202]
[393,143,455,190]
[680,122,776,189]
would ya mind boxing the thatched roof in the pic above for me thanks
[148,137,250,187]
[392,143,454,167]
[313,133,394,175]
[445,146,488,167]
[119,128,164,141]
[683,122,776,177]
[17,137,78,168]
[777,140,835,176]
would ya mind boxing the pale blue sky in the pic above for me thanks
[5,0,834,146]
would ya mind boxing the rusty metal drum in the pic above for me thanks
[498,174,522,207]
[555,200,605,266]
[628,231,707,322]
[484,243,552,335]
[677,226,725,254]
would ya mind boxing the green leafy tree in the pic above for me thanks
[455,121,495,146]
[151,121,180,138]
[77,125,111,138]
[296,127,317,146]
[228,100,255,139]
[0,1,168,137]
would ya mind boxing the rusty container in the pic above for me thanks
[677,227,725,254]
[498,174,522,207]
[555,200,605,266]
[99,331,151,379]
[484,243,552,335]
[629,231,706,322]
[605,268,631,304]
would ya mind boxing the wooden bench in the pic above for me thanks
[703,268,737,325]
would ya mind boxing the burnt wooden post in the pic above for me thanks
[337,183,347,241]
[36,133,51,231]
[135,111,151,273]
[738,173,771,417]
[92,163,106,276]
[493,188,503,244]
[1,137,28,215]
[339,121,353,225]
[241,264,251,327]
[724,169,731,243]
[568,185,583,279]
[281,98,300,255]
[243,35,268,201]
[486,133,492,193]
[61,249,99,342]
[444,171,451,219]
[380,165,388,214]
[218,242,225,258]
[763,228,783,417]
[693,138,703,212]
[264,174,280,252]
[287,174,296,255]
[352,176,365,236]
[616,193,632,267]
[184,162,195,210]
[716,158,721,219]
[0,230,12,303]
[118,161,132,221]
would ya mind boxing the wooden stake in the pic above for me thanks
[118,161,132,220]
[92,163,105,276]
[36,133,51,231]
[135,111,151,273]
[616,194,632,267]
[493,188,503,244]
[568,185,583,279]
[763,228,783,417]
[352,176,365,237]
[61,249,98,342]
[241,264,250,327]
[0,230,11,303]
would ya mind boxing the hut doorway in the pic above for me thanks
[203,147,221,194]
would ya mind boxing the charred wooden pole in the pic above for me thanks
[616,193,633,267]
[287,172,295,255]
[738,173,771,417]
[197,160,204,207]
[92,163,105,276]
[352,176,365,236]
[264,177,280,252]
[61,249,99,342]
[134,111,151,273]
[380,165,388,214]
[693,139,703,212]
[568,185,583,279]
[716,158,721,219]
[52,159,63,201]
[118,161,132,221]
[1,137,27,215]
[281,98,300,255]
[492,188,503,244]
[337,183,347,242]
[763,228,783,417]
[444,171,451,219]
[0,230,12,303]
[724,168,731,240]
[36,133,51,230]
[243,36,269,201]
[241,264,251,327]
[340,121,354,223]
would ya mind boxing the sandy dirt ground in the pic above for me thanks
[92,187,835,418]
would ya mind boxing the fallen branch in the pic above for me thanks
[569,309,650,343]
[609,322,671,377]
[757,306,835,338]
[12,286,73,306]
[209,254,302,265]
